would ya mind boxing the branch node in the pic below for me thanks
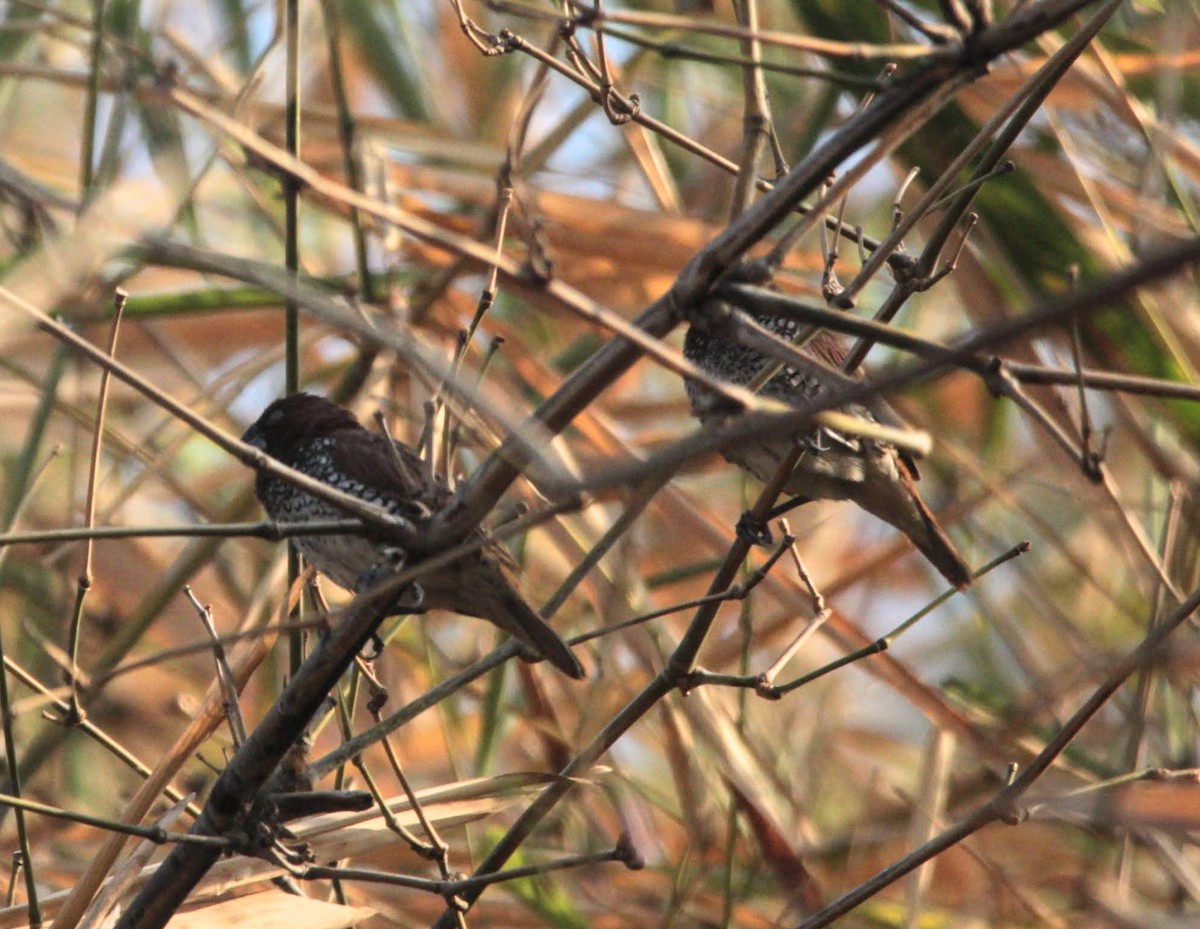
[614,832,644,870]
[754,674,782,701]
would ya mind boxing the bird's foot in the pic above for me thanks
[512,640,545,665]
[392,582,425,615]
[361,633,385,661]
[355,545,408,593]
[352,548,425,661]
[737,496,813,546]
[736,512,773,547]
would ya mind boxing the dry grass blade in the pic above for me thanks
[162,892,374,929]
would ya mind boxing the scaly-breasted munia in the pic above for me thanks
[243,393,585,678]
[683,311,971,589]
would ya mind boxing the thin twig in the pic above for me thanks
[571,530,796,645]
[3,655,198,814]
[795,581,1200,928]
[0,793,226,850]
[296,841,638,895]
[114,581,413,929]
[182,587,246,747]
[64,289,125,726]
[366,704,458,895]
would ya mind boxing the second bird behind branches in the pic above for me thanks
[683,296,971,591]
[243,393,585,679]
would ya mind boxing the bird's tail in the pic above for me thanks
[861,467,972,590]
[423,543,585,679]
[904,497,972,590]
[497,593,586,679]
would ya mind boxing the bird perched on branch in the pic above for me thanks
[683,306,972,590]
[242,393,585,678]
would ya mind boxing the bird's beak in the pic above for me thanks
[242,424,266,451]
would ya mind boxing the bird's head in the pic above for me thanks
[242,392,362,463]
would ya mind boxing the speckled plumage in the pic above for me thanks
[243,393,585,678]
[684,309,971,589]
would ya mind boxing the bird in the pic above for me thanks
[683,306,972,590]
[242,392,585,679]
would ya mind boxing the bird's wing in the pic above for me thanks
[326,428,453,520]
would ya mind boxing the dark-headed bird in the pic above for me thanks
[243,393,584,678]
